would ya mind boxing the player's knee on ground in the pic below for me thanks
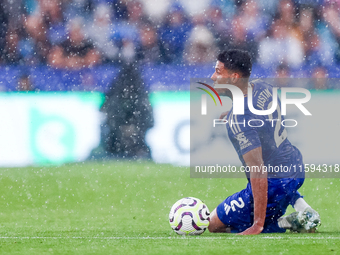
[208,208,228,233]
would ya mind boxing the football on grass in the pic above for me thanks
[169,197,210,235]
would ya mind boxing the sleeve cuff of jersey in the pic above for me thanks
[241,143,261,156]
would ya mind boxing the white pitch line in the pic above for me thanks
[0,236,339,240]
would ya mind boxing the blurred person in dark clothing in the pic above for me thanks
[101,63,154,159]
[1,28,24,65]
[48,17,101,69]
[40,0,67,45]
[1,0,24,29]
[24,14,52,64]
[110,0,145,23]
[17,74,34,91]
[136,22,161,64]
[0,1,26,65]
[0,2,9,61]
[112,0,129,21]
[24,0,68,65]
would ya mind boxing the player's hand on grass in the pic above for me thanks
[219,111,229,119]
[237,224,263,235]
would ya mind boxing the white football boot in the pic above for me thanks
[297,207,321,232]
[278,207,321,233]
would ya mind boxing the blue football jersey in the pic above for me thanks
[226,79,304,178]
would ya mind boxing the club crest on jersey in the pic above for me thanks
[235,132,252,149]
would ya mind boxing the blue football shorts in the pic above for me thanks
[216,178,304,233]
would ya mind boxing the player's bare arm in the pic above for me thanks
[238,147,268,235]
[208,147,267,234]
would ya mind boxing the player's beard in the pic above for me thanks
[213,79,233,98]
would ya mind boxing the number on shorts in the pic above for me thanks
[224,197,245,215]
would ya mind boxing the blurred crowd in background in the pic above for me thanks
[1,0,338,158]
[1,0,340,69]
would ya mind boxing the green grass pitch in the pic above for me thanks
[0,161,339,254]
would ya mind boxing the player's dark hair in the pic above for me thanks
[217,49,252,78]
